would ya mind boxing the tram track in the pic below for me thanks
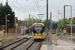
[0,37,31,50]
[25,40,43,50]
[10,38,31,50]
[0,37,43,50]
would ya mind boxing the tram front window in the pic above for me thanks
[33,26,42,33]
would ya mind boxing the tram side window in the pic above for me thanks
[33,27,36,33]
[40,26,45,33]
[42,26,45,31]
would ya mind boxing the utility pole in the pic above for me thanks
[29,14,30,33]
[64,6,65,29]
[46,0,48,41]
[6,0,8,38]
[33,18,35,24]
[6,0,10,37]
[70,5,72,41]
[6,15,10,37]
[33,18,34,24]
[58,11,62,39]
[50,12,52,33]
[6,15,7,37]
[58,10,59,26]
[58,10,59,35]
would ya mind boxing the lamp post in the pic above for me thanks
[64,5,72,41]
[58,13,62,29]
[58,12,62,39]
[6,14,10,37]
[50,12,52,33]
[29,14,30,33]
[46,0,48,41]
[58,10,59,34]
[70,5,72,41]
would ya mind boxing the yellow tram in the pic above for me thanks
[32,23,45,39]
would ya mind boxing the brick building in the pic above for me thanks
[66,25,75,33]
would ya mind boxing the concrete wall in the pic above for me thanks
[8,27,21,34]
[20,26,28,35]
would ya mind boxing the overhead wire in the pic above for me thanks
[33,0,41,14]
[36,0,41,13]
[36,0,44,20]
[8,1,28,13]
[16,0,28,12]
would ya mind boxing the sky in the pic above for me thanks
[0,0,75,21]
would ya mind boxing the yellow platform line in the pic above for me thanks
[41,45,47,50]
[41,45,43,50]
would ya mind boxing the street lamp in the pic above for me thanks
[58,12,62,39]
[64,5,72,41]
[46,0,48,41]
[6,14,10,37]
[58,13,62,26]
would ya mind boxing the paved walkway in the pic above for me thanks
[52,37,75,50]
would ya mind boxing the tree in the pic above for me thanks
[56,19,71,30]
[23,18,33,26]
[23,18,43,26]
[72,18,75,24]
[0,2,15,28]
[18,20,23,24]
[43,19,54,30]
[0,3,4,25]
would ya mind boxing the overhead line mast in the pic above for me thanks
[46,0,48,41]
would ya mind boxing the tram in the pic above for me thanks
[32,23,45,39]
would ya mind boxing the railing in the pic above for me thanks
[48,34,58,45]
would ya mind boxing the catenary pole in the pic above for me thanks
[46,0,48,41]
[70,5,72,41]
[29,14,30,33]
[50,12,52,33]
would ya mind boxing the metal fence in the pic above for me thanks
[23,29,32,35]
[59,33,75,42]
[48,33,58,45]
[0,33,21,38]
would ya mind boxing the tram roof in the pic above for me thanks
[32,23,44,26]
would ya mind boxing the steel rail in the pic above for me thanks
[25,41,35,50]
[0,37,28,50]
[10,38,31,50]
[25,41,43,50]
[37,41,43,50]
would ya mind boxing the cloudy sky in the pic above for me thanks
[0,0,75,21]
